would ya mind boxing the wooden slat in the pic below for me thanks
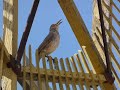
[102,0,120,26]
[111,0,120,13]
[96,28,120,60]
[79,50,98,90]
[93,32,104,53]
[60,58,70,90]
[54,58,64,90]
[105,28,120,56]
[42,53,49,90]
[0,48,4,88]
[75,53,90,90]
[103,11,120,41]
[23,49,26,90]
[111,55,120,73]
[49,57,56,90]
[94,30,120,74]
[82,47,105,90]
[36,50,42,90]
[95,17,119,55]
[66,58,77,90]
[109,0,112,51]
[29,45,33,90]
[71,56,84,89]
[96,21,120,59]
[111,66,120,88]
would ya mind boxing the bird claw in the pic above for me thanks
[45,55,54,62]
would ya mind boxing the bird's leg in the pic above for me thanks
[45,55,57,69]
[45,55,55,63]
[45,55,49,61]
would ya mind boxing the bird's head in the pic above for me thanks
[50,19,62,31]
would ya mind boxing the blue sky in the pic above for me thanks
[0,0,120,90]
[18,0,92,65]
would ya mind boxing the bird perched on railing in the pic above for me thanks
[37,19,62,62]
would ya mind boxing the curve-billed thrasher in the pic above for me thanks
[38,20,62,61]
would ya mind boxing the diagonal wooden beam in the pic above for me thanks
[58,0,105,74]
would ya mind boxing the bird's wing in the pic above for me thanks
[38,32,54,54]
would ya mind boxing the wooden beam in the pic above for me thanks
[2,0,18,89]
[58,0,106,74]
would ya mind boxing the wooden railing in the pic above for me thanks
[18,45,107,90]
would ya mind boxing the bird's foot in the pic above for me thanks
[45,55,54,62]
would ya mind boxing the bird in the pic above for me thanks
[37,19,62,62]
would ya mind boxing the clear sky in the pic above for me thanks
[0,0,119,90]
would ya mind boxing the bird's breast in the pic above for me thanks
[46,32,60,54]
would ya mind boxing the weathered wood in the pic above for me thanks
[111,0,120,13]
[58,0,106,74]
[71,56,84,90]
[66,58,77,90]
[3,0,18,89]
[102,0,120,27]
[3,0,18,56]
[49,57,56,90]
[111,66,120,88]
[96,72,105,90]
[23,49,26,90]
[79,50,97,90]
[36,50,42,90]
[20,67,106,84]
[42,53,49,90]
[54,58,64,90]
[0,48,4,88]
[75,54,90,90]
[95,20,119,57]
[92,0,117,89]
[103,11,120,41]
[29,45,33,90]
[60,58,70,90]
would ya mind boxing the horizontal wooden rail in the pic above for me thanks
[19,67,106,86]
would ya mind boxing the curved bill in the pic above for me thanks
[56,19,62,25]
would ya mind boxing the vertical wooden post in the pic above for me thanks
[36,50,42,90]
[2,0,18,90]
[23,49,26,90]
[76,52,90,90]
[81,47,99,90]
[54,58,63,90]
[49,57,56,90]
[66,58,77,90]
[71,56,84,89]
[0,48,4,88]
[29,45,33,90]
[42,53,49,90]
[60,58,70,90]
[3,0,18,56]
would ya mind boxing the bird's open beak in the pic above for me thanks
[56,19,62,26]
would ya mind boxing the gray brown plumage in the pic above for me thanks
[38,20,62,60]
